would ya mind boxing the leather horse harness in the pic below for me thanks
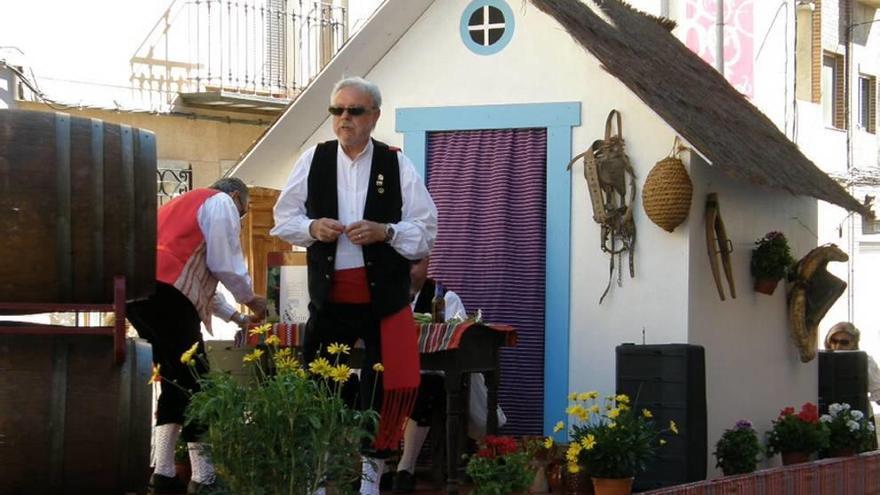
[567,110,637,303]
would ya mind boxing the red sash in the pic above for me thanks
[329,268,420,450]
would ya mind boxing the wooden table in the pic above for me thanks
[240,321,516,495]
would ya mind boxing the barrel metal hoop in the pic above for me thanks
[48,338,69,492]
[55,113,72,300]
[91,119,105,296]
[120,125,136,282]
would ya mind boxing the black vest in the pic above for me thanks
[305,139,411,317]
[413,278,436,314]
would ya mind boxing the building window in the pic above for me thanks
[823,52,846,129]
[858,75,876,134]
[863,215,880,235]
[460,0,515,55]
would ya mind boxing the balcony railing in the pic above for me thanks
[131,0,347,113]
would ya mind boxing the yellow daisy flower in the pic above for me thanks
[642,409,653,418]
[567,463,580,474]
[553,421,565,433]
[568,392,578,401]
[660,439,667,445]
[180,342,199,366]
[275,356,302,375]
[587,391,599,400]
[576,392,591,402]
[608,408,621,419]
[243,348,264,364]
[329,364,352,383]
[327,342,351,355]
[580,434,596,450]
[372,362,385,373]
[544,437,554,449]
[264,335,281,347]
[249,323,272,336]
[589,405,601,414]
[608,422,617,429]
[274,347,293,361]
[670,420,679,434]
[308,357,333,377]
[615,394,630,404]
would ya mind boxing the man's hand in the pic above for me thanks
[345,220,385,245]
[309,218,345,242]
[245,295,268,320]
[232,311,262,330]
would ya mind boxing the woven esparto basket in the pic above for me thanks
[642,151,693,232]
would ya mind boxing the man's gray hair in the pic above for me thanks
[210,177,249,202]
[331,77,382,108]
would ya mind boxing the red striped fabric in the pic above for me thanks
[641,451,880,495]
[425,128,547,435]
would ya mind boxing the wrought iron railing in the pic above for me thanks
[157,165,194,206]
[131,0,347,108]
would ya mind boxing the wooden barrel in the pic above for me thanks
[0,109,156,304]
[0,334,153,494]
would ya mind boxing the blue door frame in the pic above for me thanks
[396,102,579,435]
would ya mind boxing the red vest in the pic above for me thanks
[156,188,220,284]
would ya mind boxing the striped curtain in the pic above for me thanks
[425,128,547,434]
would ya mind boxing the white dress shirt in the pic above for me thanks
[197,193,255,304]
[271,140,437,269]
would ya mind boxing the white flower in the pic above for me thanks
[847,419,860,431]
[842,403,851,411]
[820,414,833,423]
[869,422,876,432]
[829,403,843,416]
[851,410,865,421]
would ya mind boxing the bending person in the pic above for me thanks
[128,177,266,495]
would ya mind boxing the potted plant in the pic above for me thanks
[713,420,762,476]
[766,402,829,465]
[154,325,378,495]
[465,435,535,495]
[820,403,876,457]
[549,392,675,495]
[750,231,795,295]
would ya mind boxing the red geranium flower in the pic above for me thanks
[798,402,819,424]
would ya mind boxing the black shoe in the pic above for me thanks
[380,470,395,490]
[392,470,416,493]
[187,479,218,494]
[149,473,187,495]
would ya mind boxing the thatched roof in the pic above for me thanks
[530,0,872,217]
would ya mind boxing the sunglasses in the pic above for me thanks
[830,337,852,346]
[328,106,373,117]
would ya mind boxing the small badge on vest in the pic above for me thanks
[376,173,385,194]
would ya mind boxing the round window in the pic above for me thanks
[460,0,515,55]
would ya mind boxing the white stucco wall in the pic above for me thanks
[687,157,819,475]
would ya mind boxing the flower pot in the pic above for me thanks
[828,447,857,458]
[546,462,563,494]
[754,277,780,295]
[780,451,811,466]
[591,477,633,495]
[562,468,594,495]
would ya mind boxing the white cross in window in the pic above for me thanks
[468,6,505,46]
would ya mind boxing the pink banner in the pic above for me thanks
[682,0,754,97]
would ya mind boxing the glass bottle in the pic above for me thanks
[431,282,446,323]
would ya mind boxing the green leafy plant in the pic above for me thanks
[465,435,536,495]
[766,402,829,457]
[750,231,796,280]
[713,420,762,476]
[820,403,876,454]
[548,392,674,479]
[157,325,378,495]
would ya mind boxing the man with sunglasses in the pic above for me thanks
[128,177,267,495]
[272,77,437,495]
